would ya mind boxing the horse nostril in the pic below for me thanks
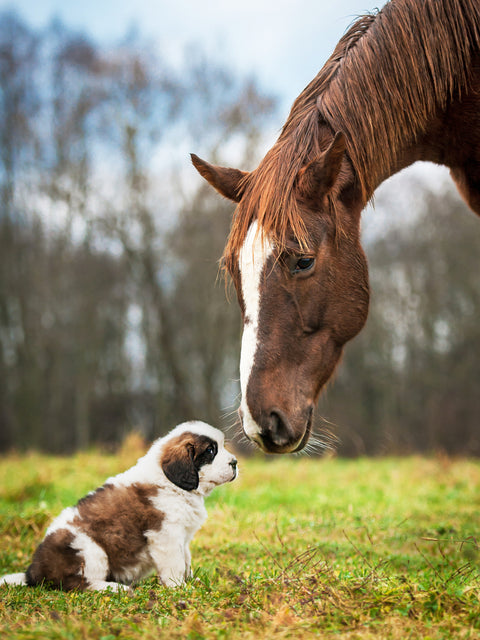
[265,410,293,448]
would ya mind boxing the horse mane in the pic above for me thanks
[223,0,480,274]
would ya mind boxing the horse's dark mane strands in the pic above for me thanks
[222,0,480,275]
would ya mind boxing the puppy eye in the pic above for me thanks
[204,444,218,460]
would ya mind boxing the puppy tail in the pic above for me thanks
[1,572,28,586]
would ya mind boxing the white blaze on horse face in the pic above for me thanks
[238,221,273,441]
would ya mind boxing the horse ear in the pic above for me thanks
[297,131,346,202]
[191,154,248,203]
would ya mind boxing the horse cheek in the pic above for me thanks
[329,243,370,346]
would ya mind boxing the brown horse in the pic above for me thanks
[192,0,480,454]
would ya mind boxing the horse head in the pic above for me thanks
[192,129,370,453]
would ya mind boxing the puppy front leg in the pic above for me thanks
[156,550,188,587]
[148,531,188,587]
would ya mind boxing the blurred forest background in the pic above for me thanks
[1,11,480,456]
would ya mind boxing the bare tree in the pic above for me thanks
[0,10,276,451]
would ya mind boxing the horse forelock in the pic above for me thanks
[221,9,380,275]
[223,0,480,275]
[221,11,377,275]
[223,105,323,276]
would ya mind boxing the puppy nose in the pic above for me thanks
[229,458,237,470]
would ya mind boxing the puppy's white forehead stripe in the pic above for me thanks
[238,221,273,438]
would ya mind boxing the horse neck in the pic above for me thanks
[317,1,480,204]
[369,62,480,198]
[347,94,472,204]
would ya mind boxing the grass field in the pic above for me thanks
[1,436,480,639]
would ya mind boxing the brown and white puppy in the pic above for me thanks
[0,421,237,591]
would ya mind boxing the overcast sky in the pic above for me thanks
[1,0,377,111]
[0,0,453,231]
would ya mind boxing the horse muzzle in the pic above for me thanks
[240,405,313,454]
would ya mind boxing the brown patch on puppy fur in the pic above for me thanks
[26,529,87,590]
[74,483,164,580]
[160,433,217,491]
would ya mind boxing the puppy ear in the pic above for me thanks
[161,442,199,491]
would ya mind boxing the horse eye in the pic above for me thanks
[294,257,315,273]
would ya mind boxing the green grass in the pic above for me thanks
[1,439,480,639]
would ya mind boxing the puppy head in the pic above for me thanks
[160,421,237,495]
